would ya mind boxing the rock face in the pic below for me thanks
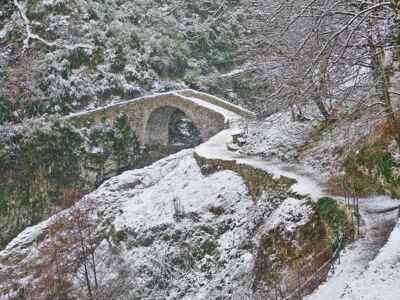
[0,149,351,299]
[0,114,142,248]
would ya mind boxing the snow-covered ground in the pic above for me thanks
[241,110,381,178]
[0,146,312,299]
[197,123,400,300]
[196,127,326,200]
[239,112,315,161]
[1,111,399,299]
[344,220,400,300]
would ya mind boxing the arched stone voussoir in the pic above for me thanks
[142,94,226,146]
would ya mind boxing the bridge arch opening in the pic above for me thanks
[145,106,202,147]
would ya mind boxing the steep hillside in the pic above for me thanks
[0,0,242,121]
[0,144,353,299]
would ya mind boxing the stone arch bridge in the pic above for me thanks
[68,89,255,148]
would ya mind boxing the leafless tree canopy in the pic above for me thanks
[241,0,399,123]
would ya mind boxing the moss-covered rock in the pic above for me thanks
[194,153,296,200]
[0,114,141,248]
[253,197,353,296]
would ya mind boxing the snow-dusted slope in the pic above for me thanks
[0,148,313,299]
[1,114,399,299]
[239,112,315,161]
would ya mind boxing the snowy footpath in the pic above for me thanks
[306,197,400,300]
[196,128,400,300]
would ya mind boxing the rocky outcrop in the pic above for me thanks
[0,149,353,300]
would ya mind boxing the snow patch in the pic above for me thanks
[264,198,312,233]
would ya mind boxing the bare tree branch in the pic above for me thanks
[13,0,93,50]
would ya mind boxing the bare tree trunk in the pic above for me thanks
[381,58,400,150]
[313,7,331,121]
[365,4,400,151]
[313,93,331,120]
[88,226,99,291]
[77,220,93,300]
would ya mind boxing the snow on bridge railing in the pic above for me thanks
[176,89,256,119]
[66,89,255,120]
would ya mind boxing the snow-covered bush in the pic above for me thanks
[1,0,242,120]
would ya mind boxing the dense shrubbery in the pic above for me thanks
[316,197,353,249]
[0,119,84,247]
[1,0,242,118]
[0,96,13,124]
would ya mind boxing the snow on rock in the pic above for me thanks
[0,148,304,299]
[96,150,284,299]
[0,220,49,264]
[264,197,312,233]
[196,120,400,300]
[111,149,250,232]
[195,127,326,200]
[2,108,397,299]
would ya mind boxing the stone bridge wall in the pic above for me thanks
[68,90,252,147]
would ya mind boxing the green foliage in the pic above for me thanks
[192,238,218,260]
[110,45,127,73]
[0,120,85,247]
[0,96,13,124]
[83,114,140,178]
[0,115,140,247]
[315,197,353,250]
[68,48,91,70]
[66,47,105,71]
[90,48,105,70]
[376,152,395,182]
[316,197,347,231]
[112,114,139,169]
[1,0,243,121]
[341,144,400,197]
